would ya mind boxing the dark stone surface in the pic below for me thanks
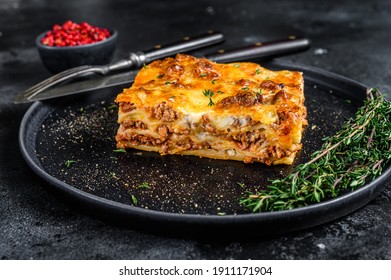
[1,0,390,259]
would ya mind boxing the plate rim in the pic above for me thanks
[18,61,391,236]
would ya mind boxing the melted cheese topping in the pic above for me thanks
[115,54,307,165]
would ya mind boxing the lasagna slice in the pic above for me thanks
[115,54,307,165]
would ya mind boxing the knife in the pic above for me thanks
[13,36,310,103]
[15,31,225,103]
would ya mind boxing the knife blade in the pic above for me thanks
[13,36,310,103]
[14,71,139,102]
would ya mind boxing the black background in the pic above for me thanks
[1,0,391,259]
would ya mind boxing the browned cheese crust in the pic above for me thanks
[115,54,307,165]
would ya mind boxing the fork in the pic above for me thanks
[22,31,224,101]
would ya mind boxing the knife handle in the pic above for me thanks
[205,36,311,63]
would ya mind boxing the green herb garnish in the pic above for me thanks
[254,89,262,95]
[203,89,215,106]
[157,74,165,79]
[108,104,118,110]
[255,69,261,75]
[240,89,391,212]
[65,160,76,168]
[165,81,172,85]
[212,79,217,84]
[131,194,138,205]
[110,172,119,180]
[200,73,207,77]
[138,182,151,189]
[234,63,240,68]
[113,148,126,153]
[241,87,249,91]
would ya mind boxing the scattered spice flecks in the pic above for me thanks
[34,83,369,215]
[36,100,246,215]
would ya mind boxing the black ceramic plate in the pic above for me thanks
[19,61,391,237]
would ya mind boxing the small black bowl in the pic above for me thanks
[36,29,117,73]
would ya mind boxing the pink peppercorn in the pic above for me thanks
[41,20,111,47]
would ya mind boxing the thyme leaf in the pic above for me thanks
[240,88,391,212]
[108,104,118,110]
[113,148,126,153]
[138,182,151,189]
[110,172,119,180]
[65,160,76,168]
[131,194,138,205]
[254,89,262,95]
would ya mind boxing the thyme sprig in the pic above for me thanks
[240,88,391,212]
[203,89,215,106]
